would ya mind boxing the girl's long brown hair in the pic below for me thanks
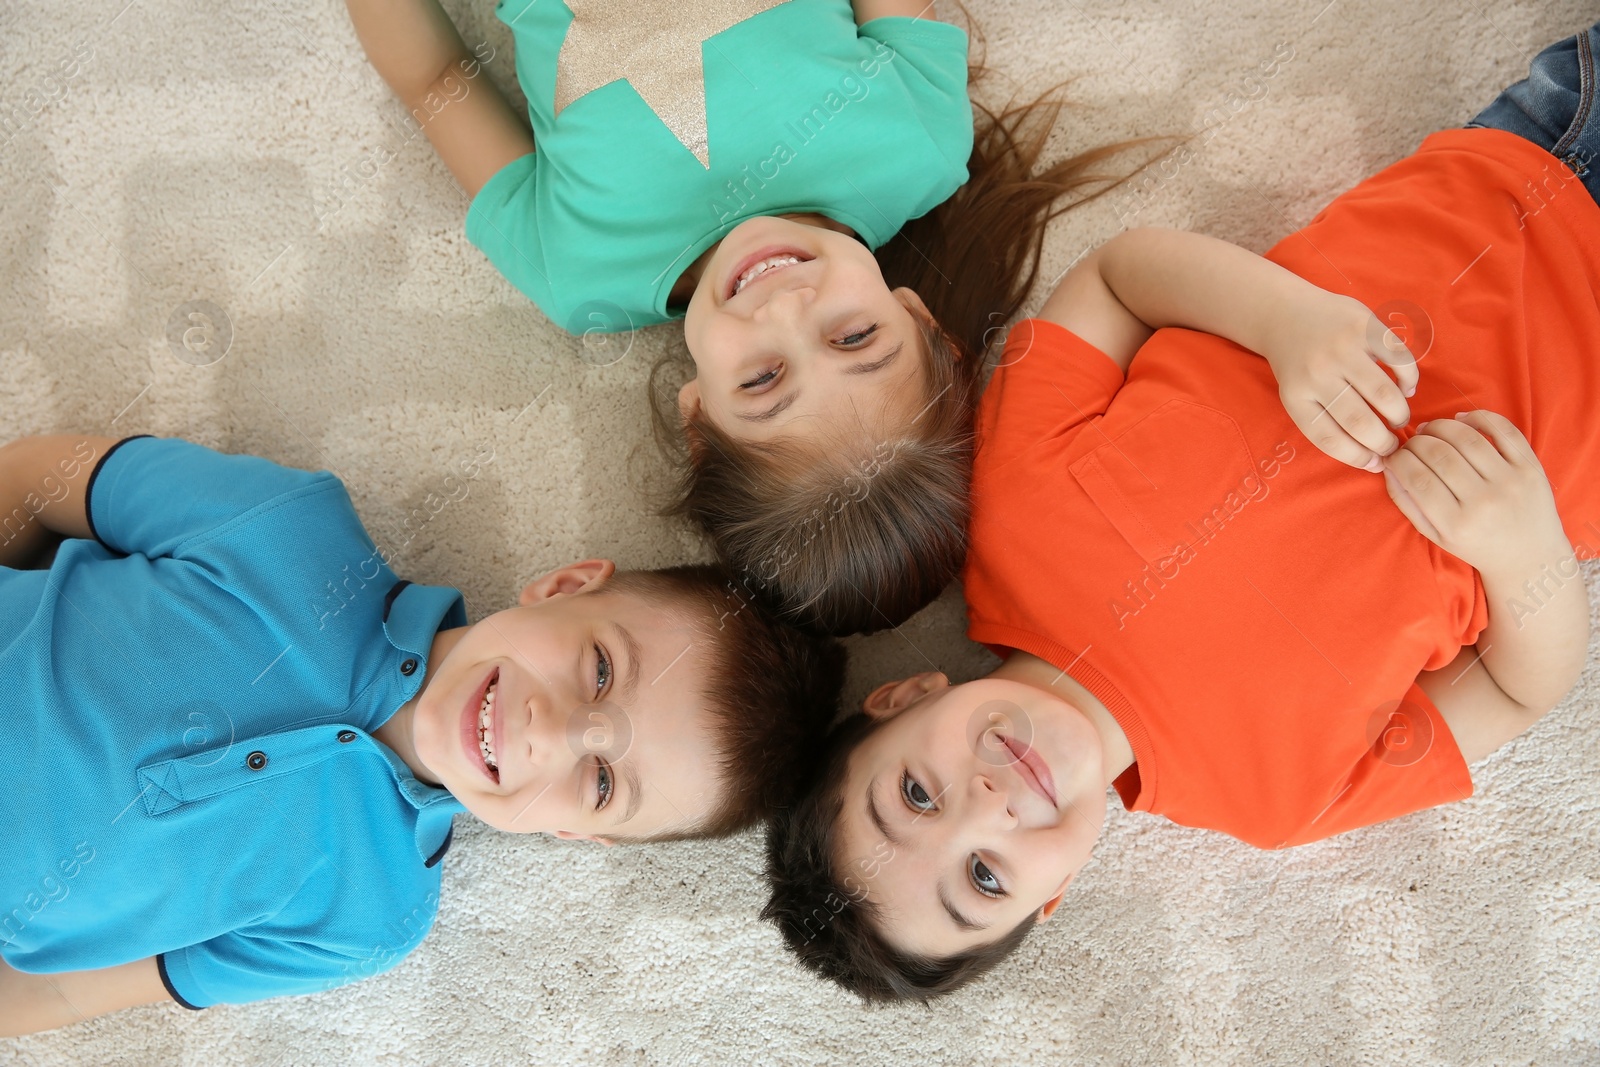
[654,33,1164,636]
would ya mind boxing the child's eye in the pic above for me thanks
[837,323,878,348]
[970,856,1005,898]
[740,367,779,390]
[595,760,614,811]
[900,771,935,813]
[594,644,612,697]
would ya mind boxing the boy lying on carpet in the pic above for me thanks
[0,435,842,1034]
[762,19,1600,1000]
[345,0,1148,637]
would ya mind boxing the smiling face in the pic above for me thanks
[679,215,932,445]
[396,561,717,841]
[834,674,1110,959]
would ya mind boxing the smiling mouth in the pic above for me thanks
[726,246,814,301]
[469,669,500,783]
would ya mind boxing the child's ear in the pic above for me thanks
[518,560,616,606]
[550,829,616,846]
[861,672,948,720]
[892,286,933,326]
[1036,871,1079,923]
[677,378,702,422]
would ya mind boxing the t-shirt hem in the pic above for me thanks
[464,152,555,317]
[1012,317,1128,380]
[85,434,154,550]
[1398,680,1476,804]
[1424,126,1578,178]
[464,152,535,250]
[856,14,969,48]
[157,952,207,1010]
[1424,127,1600,249]
[966,616,1158,812]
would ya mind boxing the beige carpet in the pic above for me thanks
[3,0,1598,1063]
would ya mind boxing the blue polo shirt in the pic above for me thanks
[0,436,468,1008]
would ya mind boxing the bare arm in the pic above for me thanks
[1392,413,1590,761]
[344,0,534,196]
[851,0,936,24]
[1038,227,1357,369]
[1465,545,1588,718]
[1415,534,1588,763]
[1039,228,1418,470]
[0,435,120,568]
[0,956,170,1037]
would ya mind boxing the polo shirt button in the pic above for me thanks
[337,730,357,744]
[246,751,268,770]
[400,658,418,676]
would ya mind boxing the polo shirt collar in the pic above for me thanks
[380,579,472,864]
[382,579,468,657]
[368,737,463,867]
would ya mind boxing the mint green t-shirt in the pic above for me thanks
[465,0,973,334]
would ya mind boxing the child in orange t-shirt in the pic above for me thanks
[762,18,1600,1002]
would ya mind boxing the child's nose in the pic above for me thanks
[753,282,815,328]
[511,691,562,772]
[970,771,1018,827]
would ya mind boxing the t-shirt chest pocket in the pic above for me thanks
[1068,400,1261,565]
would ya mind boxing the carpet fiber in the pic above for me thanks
[2,1,1597,1064]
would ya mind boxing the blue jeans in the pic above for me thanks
[1468,19,1600,204]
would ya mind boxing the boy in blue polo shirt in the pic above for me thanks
[0,433,842,1035]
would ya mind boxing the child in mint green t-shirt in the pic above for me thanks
[347,0,1139,638]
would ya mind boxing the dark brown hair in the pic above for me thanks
[761,713,1035,1001]
[604,565,846,840]
[654,44,1160,636]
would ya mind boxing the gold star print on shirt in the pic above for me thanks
[554,0,790,169]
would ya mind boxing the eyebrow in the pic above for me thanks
[938,883,989,932]
[737,390,798,424]
[867,782,905,848]
[616,759,644,825]
[843,341,903,376]
[615,623,642,706]
[738,340,905,423]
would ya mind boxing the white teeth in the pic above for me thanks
[478,679,497,773]
[734,255,801,294]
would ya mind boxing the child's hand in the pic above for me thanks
[1263,293,1419,472]
[1380,411,1566,577]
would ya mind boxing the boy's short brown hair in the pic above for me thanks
[760,713,1035,1000]
[605,565,846,839]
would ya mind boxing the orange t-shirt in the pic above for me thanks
[964,128,1600,849]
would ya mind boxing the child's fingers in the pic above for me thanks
[1409,417,1506,481]
[1454,410,1543,471]
[1383,445,1464,525]
[1396,430,1480,502]
[1366,313,1420,400]
[1381,465,1444,546]
[1324,371,1401,460]
[1349,346,1412,430]
[1292,396,1383,471]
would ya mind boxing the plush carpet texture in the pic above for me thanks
[3,0,1598,1064]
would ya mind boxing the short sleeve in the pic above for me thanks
[88,436,337,559]
[976,318,1127,469]
[158,928,407,1009]
[857,16,969,106]
[465,152,557,318]
[856,17,973,175]
[1285,682,1475,846]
